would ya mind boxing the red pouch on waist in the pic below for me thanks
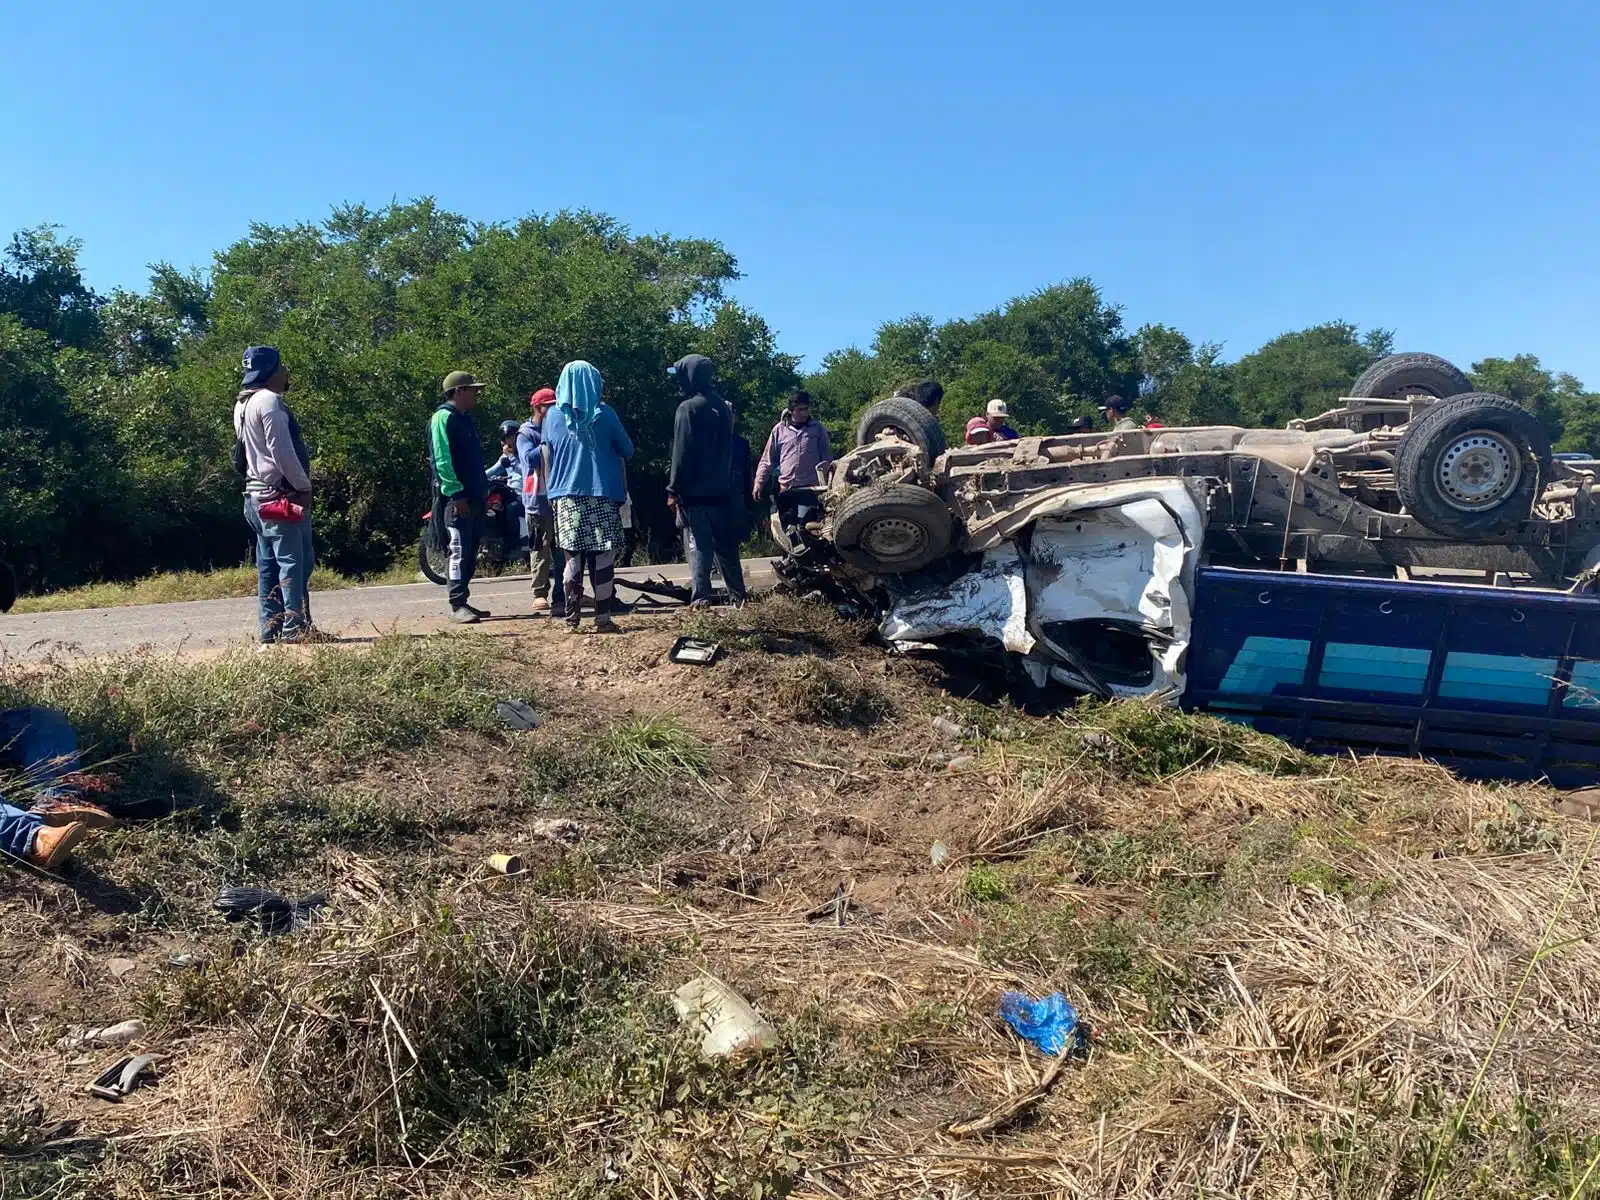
[257,497,305,523]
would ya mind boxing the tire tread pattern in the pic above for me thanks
[1395,392,1551,536]
[1348,352,1472,401]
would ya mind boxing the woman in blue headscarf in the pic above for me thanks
[540,361,635,632]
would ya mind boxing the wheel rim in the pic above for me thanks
[861,516,927,562]
[1436,430,1522,511]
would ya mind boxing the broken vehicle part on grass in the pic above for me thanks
[668,636,721,665]
[494,699,541,730]
[87,1053,161,1101]
[771,352,1600,782]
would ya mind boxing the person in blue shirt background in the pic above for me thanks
[487,421,525,492]
[540,361,634,633]
[519,389,564,614]
[484,419,527,559]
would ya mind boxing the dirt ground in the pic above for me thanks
[4,599,1600,1199]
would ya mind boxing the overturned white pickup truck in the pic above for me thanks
[771,356,1600,783]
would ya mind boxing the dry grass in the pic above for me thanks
[775,659,895,727]
[6,617,1600,1199]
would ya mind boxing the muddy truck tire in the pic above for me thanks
[833,483,954,573]
[854,396,947,461]
[1349,352,1472,401]
[1396,392,1551,537]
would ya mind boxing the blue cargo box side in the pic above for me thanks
[1183,567,1600,786]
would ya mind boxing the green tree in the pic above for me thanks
[1468,354,1589,445]
[0,227,103,351]
[0,317,112,587]
[1228,322,1393,427]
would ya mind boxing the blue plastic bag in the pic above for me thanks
[998,991,1084,1056]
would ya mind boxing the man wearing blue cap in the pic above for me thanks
[234,346,318,643]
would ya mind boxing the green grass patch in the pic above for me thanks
[597,714,711,782]
[1069,698,1312,781]
[0,634,501,771]
[519,715,715,865]
[963,860,1009,903]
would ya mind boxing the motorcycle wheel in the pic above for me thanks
[419,524,451,586]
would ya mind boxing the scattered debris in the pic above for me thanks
[165,952,204,970]
[947,1045,1073,1138]
[213,885,327,935]
[669,636,721,666]
[931,715,971,740]
[930,840,951,868]
[487,853,525,876]
[57,1019,147,1050]
[87,1053,161,1102]
[106,957,136,980]
[805,882,851,925]
[529,817,583,844]
[947,755,976,771]
[999,990,1085,1057]
[494,700,541,730]
[672,976,778,1058]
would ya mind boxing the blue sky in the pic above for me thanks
[4,0,1598,381]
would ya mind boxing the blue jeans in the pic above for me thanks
[0,802,41,860]
[0,707,80,858]
[683,504,747,604]
[245,498,314,642]
[0,707,81,799]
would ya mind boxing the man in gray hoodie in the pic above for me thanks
[234,345,318,643]
[667,354,746,606]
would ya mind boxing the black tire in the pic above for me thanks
[832,483,954,573]
[854,396,947,460]
[1348,352,1472,401]
[419,522,450,585]
[1395,392,1551,536]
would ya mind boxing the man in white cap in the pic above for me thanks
[964,398,1020,445]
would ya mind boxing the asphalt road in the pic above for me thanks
[0,559,778,662]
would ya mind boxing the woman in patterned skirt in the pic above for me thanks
[540,360,636,632]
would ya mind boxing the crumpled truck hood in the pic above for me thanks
[880,478,1207,698]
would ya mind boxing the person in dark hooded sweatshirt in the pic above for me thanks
[667,354,747,606]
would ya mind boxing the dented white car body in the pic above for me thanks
[878,478,1204,699]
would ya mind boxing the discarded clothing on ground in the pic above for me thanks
[214,885,327,934]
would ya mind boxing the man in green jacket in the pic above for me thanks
[429,371,490,623]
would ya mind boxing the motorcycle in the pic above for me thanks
[417,483,527,586]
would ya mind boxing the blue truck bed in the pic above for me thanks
[1183,567,1600,786]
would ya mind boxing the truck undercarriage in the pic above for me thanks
[772,354,1600,714]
